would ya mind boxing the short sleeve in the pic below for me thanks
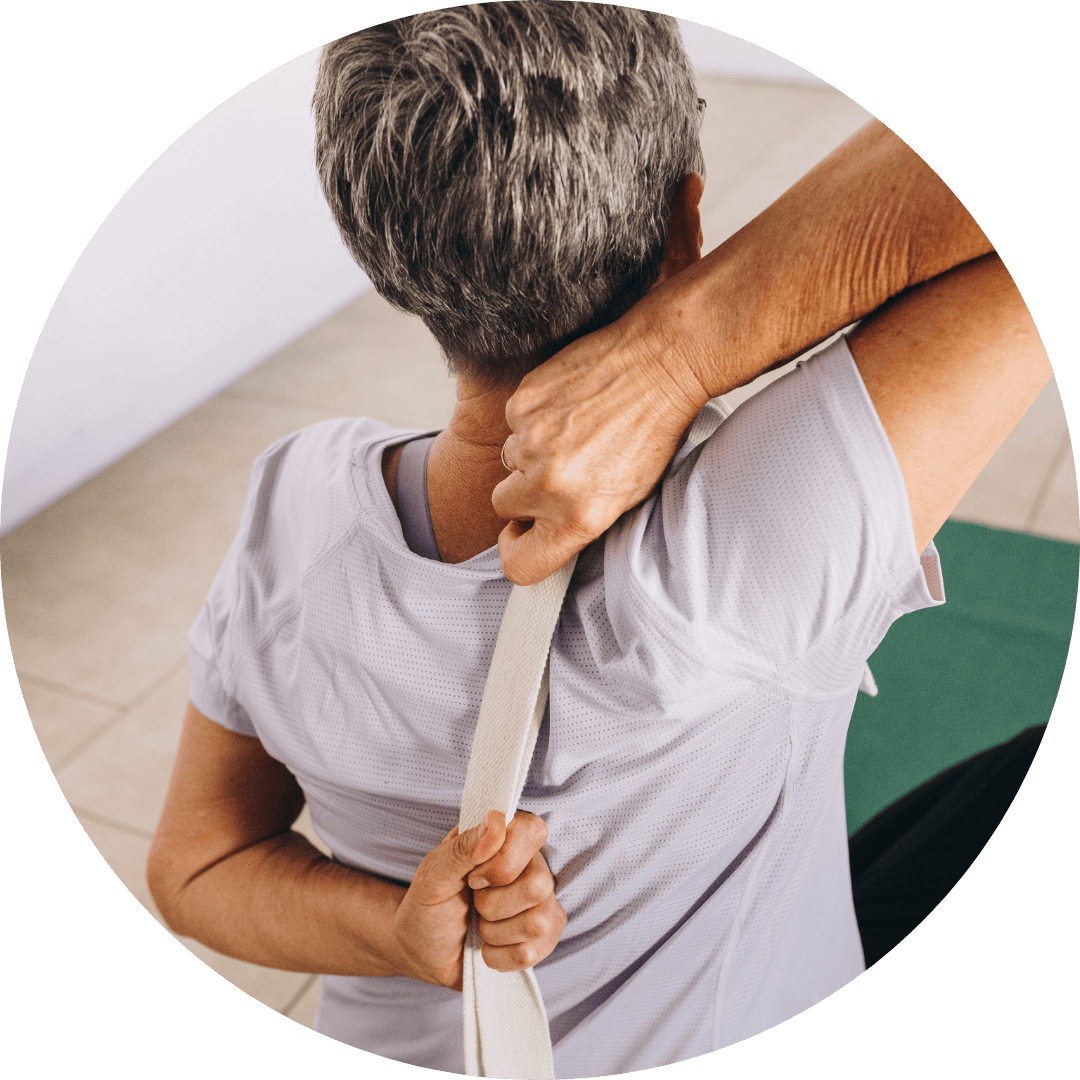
[604,336,945,697]
[186,452,268,737]
[185,430,275,737]
[188,600,258,735]
[185,415,400,738]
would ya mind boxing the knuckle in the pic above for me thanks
[570,505,609,542]
[503,563,529,587]
[523,911,548,939]
[526,873,553,904]
[484,862,516,889]
[480,945,507,972]
[512,942,537,968]
[517,811,548,846]
[502,546,541,585]
[505,395,530,427]
[555,901,568,933]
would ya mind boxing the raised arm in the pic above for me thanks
[849,253,1049,553]
[493,121,995,584]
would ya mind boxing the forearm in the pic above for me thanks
[153,827,407,977]
[153,707,561,984]
[640,120,992,400]
[493,121,995,584]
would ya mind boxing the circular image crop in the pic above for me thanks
[4,5,1075,1078]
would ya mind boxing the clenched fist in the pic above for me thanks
[393,810,566,991]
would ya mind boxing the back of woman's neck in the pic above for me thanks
[385,375,516,564]
[425,427,510,562]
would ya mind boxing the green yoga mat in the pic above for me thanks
[844,519,1078,835]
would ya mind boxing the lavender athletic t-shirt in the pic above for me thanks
[188,337,944,1075]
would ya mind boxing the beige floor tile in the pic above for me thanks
[285,974,324,1028]
[227,288,458,432]
[178,937,316,1013]
[1028,437,1080,542]
[1,393,340,703]
[56,664,190,835]
[17,676,120,770]
[77,767,322,1017]
[77,809,162,919]
[951,380,1071,533]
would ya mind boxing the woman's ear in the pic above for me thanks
[658,173,704,284]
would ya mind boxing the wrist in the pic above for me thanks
[330,866,411,978]
[629,247,754,406]
[383,885,425,981]
[618,276,714,423]
[387,888,461,988]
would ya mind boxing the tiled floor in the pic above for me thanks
[3,75,1076,1036]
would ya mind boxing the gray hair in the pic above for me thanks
[314,3,704,382]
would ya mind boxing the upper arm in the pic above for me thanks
[848,254,1051,552]
[147,701,304,921]
[630,338,930,697]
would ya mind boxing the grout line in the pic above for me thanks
[1024,434,1071,533]
[15,671,125,711]
[50,654,189,772]
[73,805,156,841]
[281,973,319,1017]
[123,653,190,710]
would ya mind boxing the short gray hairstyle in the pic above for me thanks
[314,3,704,382]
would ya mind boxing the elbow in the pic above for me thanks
[146,839,193,936]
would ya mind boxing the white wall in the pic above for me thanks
[2,49,367,531]
[2,23,819,533]
[679,20,823,83]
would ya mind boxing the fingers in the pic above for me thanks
[473,851,554,922]
[500,432,520,474]
[493,308,710,588]
[490,465,539,522]
[409,810,506,905]
[478,894,567,972]
[498,519,579,586]
[471,829,566,973]
[492,466,621,585]
[478,892,564,946]
[447,810,507,875]
[468,811,548,890]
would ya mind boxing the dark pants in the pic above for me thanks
[849,724,1046,967]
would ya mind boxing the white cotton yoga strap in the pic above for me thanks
[457,397,732,1078]
[459,555,577,1079]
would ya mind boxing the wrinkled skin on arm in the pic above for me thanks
[493,121,995,584]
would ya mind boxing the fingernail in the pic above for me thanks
[470,877,490,890]
[477,819,487,839]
